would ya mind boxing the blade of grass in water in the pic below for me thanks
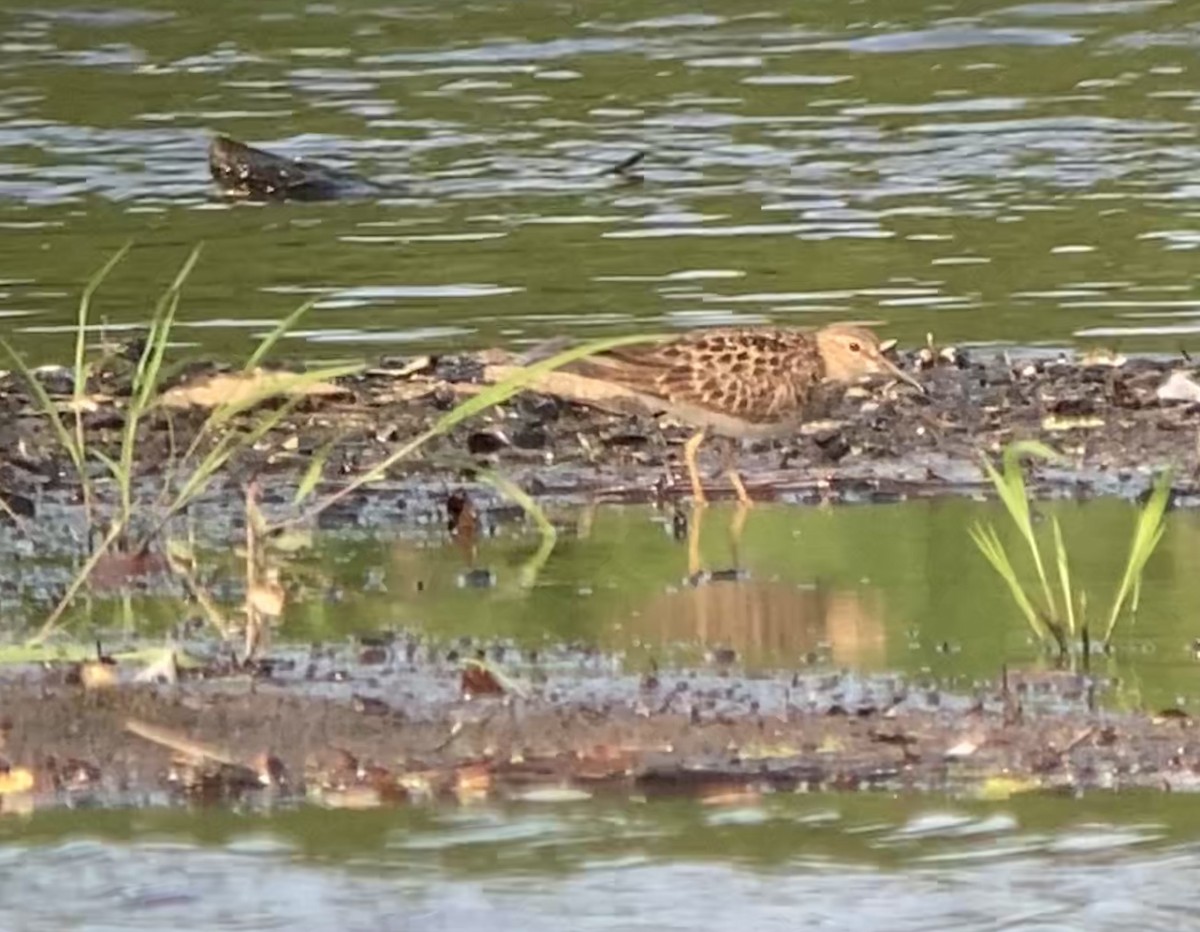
[294,436,338,506]
[1051,516,1076,638]
[474,468,558,589]
[969,522,1048,642]
[1104,472,1172,645]
[987,440,1061,625]
[243,296,320,370]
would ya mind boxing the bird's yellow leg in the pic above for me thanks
[726,469,752,507]
[683,429,708,506]
[687,500,705,578]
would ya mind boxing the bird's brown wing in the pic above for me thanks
[572,328,822,424]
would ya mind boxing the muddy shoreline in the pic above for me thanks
[0,344,1197,521]
[3,642,1200,811]
[2,343,1199,810]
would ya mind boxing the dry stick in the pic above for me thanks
[27,521,123,646]
[164,549,234,640]
[243,482,260,663]
[125,718,240,767]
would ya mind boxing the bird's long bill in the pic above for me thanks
[879,356,926,394]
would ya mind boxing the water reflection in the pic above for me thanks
[623,504,889,667]
[633,578,887,669]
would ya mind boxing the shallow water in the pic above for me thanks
[11,497,1200,711]
[3,0,1200,362]
[1,793,1198,930]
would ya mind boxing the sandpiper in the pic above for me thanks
[568,324,924,503]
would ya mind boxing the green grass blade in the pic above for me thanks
[118,250,199,527]
[474,468,558,589]
[294,333,664,525]
[133,246,201,412]
[74,243,132,394]
[73,242,133,517]
[1103,472,1172,645]
[981,442,1061,623]
[293,437,337,506]
[969,521,1049,643]
[242,296,320,371]
[1051,516,1076,638]
[474,467,555,539]
[92,449,124,486]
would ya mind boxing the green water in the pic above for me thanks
[45,498,1200,712]
[0,793,1193,929]
[5,0,1200,925]
[270,499,1200,710]
[4,0,1200,364]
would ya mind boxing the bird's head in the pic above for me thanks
[815,324,924,393]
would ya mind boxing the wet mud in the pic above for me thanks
[0,641,1198,811]
[1,344,1199,811]
[0,343,1196,525]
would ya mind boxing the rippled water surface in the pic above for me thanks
[2,794,1200,930]
[3,0,1200,362]
[4,1,1200,926]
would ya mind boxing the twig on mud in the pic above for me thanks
[163,546,235,641]
[125,718,240,767]
[1059,725,1097,757]
[243,482,261,663]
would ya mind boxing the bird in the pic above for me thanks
[563,324,924,504]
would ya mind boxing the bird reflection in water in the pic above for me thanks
[645,504,888,669]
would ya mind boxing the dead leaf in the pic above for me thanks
[1079,348,1126,368]
[1042,415,1105,431]
[700,788,762,807]
[321,785,383,809]
[247,568,285,618]
[513,786,593,803]
[367,356,432,379]
[461,660,505,698]
[454,763,492,803]
[160,369,346,410]
[56,393,113,414]
[125,718,240,767]
[482,365,662,417]
[944,739,980,759]
[1157,371,1200,404]
[80,659,118,690]
[0,767,34,795]
[134,649,179,685]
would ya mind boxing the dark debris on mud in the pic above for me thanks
[0,344,1196,523]
[1,641,1199,811]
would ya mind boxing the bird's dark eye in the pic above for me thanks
[848,341,861,352]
